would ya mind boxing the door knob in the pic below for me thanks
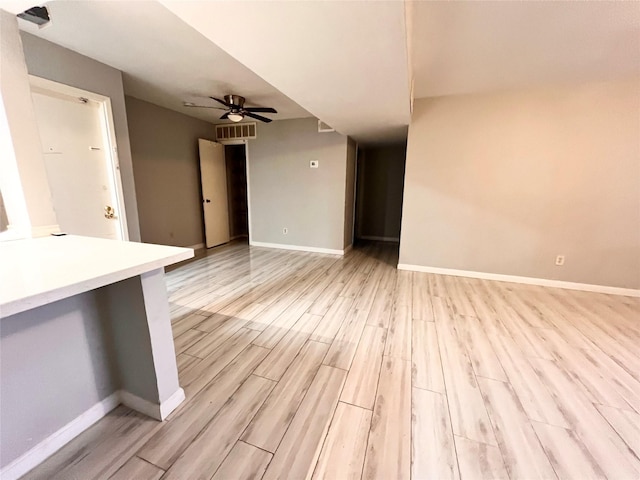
[104,205,115,219]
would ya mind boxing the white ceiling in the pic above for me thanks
[161,0,412,144]
[13,1,311,124]
[5,1,639,144]
[410,1,640,99]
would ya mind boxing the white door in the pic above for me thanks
[31,89,122,240]
[199,139,230,248]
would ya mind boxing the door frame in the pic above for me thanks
[217,138,252,244]
[29,75,130,240]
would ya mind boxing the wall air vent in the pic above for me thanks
[318,120,335,133]
[215,122,257,142]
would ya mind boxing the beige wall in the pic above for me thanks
[344,138,357,248]
[249,118,349,251]
[356,144,406,241]
[21,32,141,241]
[400,80,640,289]
[126,96,216,248]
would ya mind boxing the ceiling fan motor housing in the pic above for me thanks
[225,95,245,110]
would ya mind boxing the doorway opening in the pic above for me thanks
[225,144,249,242]
[198,138,250,250]
[353,142,407,258]
[29,76,128,240]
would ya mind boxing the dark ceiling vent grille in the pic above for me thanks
[215,122,257,141]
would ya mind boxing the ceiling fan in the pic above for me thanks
[183,95,277,123]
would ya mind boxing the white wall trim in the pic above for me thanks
[250,240,344,255]
[187,242,205,251]
[30,224,60,238]
[397,264,640,297]
[358,235,400,242]
[1,386,185,479]
[159,388,186,420]
[119,390,160,420]
[119,388,184,421]
[0,392,120,480]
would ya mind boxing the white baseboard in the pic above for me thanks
[397,264,640,297]
[119,390,160,420]
[0,387,185,479]
[358,235,400,242]
[250,241,345,255]
[160,388,186,420]
[31,224,60,238]
[119,388,184,421]
[186,242,205,251]
[0,392,120,480]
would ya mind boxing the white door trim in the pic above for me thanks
[349,142,358,247]
[244,142,252,244]
[28,75,129,241]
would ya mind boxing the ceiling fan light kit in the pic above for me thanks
[227,113,244,123]
[183,94,278,123]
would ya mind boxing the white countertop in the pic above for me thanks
[0,235,193,318]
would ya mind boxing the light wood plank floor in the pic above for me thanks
[25,241,640,479]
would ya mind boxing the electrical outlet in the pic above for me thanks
[283,227,288,235]
[310,160,319,168]
[555,255,565,266]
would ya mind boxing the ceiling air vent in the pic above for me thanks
[215,122,257,142]
[318,120,335,133]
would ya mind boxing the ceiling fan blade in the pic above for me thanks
[220,112,230,120]
[210,96,233,108]
[184,104,226,110]
[244,112,272,123]
[244,107,278,113]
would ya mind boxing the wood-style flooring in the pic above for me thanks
[24,241,640,479]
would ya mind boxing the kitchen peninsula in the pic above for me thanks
[0,234,193,479]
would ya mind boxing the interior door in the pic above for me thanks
[199,139,230,248]
[31,89,121,240]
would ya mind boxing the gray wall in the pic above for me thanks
[356,144,406,241]
[399,79,640,289]
[343,138,357,248]
[249,118,349,251]
[0,291,117,468]
[20,32,141,242]
[126,96,217,248]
